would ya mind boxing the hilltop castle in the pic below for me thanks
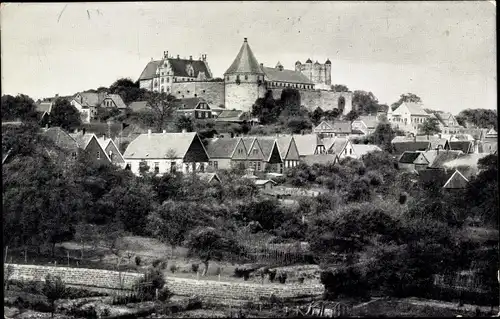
[138,38,352,114]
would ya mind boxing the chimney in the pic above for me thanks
[148,129,152,137]
[244,37,248,42]
[82,128,86,135]
[55,94,59,98]
[189,55,192,61]
[182,128,187,133]
[164,50,168,58]
[162,129,166,133]
[202,54,206,62]
[151,57,153,61]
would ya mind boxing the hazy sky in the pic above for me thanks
[1,1,496,114]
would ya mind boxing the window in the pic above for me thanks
[97,151,101,159]
[226,76,230,81]
[154,162,160,173]
[253,148,258,155]
[200,163,205,172]
[238,149,243,154]
[109,150,114,160]
[187,90,190,93]
[161,78,164,83]
[125,163,131,170]
[349,148,352,155]
[195,111,199,119]
[202,90,206,93]
[245,75,248,80]
[213,161,218,169]
[257,161,261,171]
[192,162,196,172]
[166,78,170,83]
[201,112,205,119]
[185,163,190,172]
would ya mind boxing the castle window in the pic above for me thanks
[167,78,170,83]
[227,76,230,81]
[245,75,248,80]
[161,78,164,83]
[202,90,206,93]
[194,94,197,97]
[187,90,190,93]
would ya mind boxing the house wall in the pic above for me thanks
[398,163,416,171]
[270,88,352,114]
[139,79,153,91]
[70,100,91,123]
[208,158,232,170]
[124,158,208,176]
[104,142,125,167]
[171,81,225,107]
[85,138,111,165]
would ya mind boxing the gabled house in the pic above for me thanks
[323,137,354,159]
[428,150,464,170]
[351,144,382,159]
[442,170,469,190]
[389,102,431,134]
[35,102,54,126]
[242,137,266,172]
[97,136,126,167]
[351,116,379,135]
[449,141,474,154]
[42,127,80,158]
[70,92,107,123]
[101,94,127,109]
[174,97,214,119]
[313,120,352,137]
[275,135,301,169]
[215,110,256,124]
[196,172,221,185]
[205,137,243,170]
[69,131,112,165]
[255,179,277,190]
[413,150,439,171]
[293,134,326,157]
[257,138,283,173]
[398,151,421,172]
[415,136,450,151]
[433,112,463,135]
[391,136,449,155]
[123,131,209,175]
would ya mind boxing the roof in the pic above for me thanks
[434,112,455,126]
[302,154,337,166]
[197,172,221,184]
[354,116,378,129]
[205,138,240,158]
[224,38,264,75]
[414,136,448,150]
[292,134,322,156]
[168,58,212,78]
[42,127,79,150]
[331,121,352,133]
[443,170,469,189]
[449,141,473,154]
[418,168,453,186]
[399,102,429,116]
[392,141,430,154]
[428,150,464,169]
[352,144,382,157]
[262,66,312,84]
[328,137,349,155]
[257,138,277,161]
[399,151,421,164]
[138,60,162,81]
[128,101,151,112]
[442,153,489,171]
[36,102,53,114]
[69,133,95,149]
[173,97,207,110]
[77,92,106,107]
[255,179,277,186]
[105,94,127,109]
[414,150,439,166]
[123,132,201,159]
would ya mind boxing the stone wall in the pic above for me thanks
[171,81,225,107]
[270,88,353,114]
[4,264,324,301]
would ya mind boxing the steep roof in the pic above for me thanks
[173,97,207,110]
[355,116,378,129]
[352,144,382,157]
[123,132,202,159]
[399,102,429,116]
[292,134,322,156]
[302,154,337,166]
[399,151,421,164]
[442,153,489,171]
[224,38,264,75]
[255,179,277,186]
[414,136,448,150]
[414,150,439,166]
[197,172,221,184]
[42,127,79,151]
[443,170,469,189]
[105,94,127,109]
[77,92,106,107]
[128,101,151,112]
[392,141,430,154]
[36,102,53,114]
[449,141,473,154]
[205,138,240,158]
[138,60,162,80]
[257,138,276,161]
[167,58,212,78]
[428,150,464,169]
[328,137,349,155]
[262,67,312,84]
[331,121,352,133]
[418,168,453,186]
[69,133,95,149]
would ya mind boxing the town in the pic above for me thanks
[2,2,498,319]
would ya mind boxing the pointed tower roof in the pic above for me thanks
[224,38,263,75]
[306,58,312,63]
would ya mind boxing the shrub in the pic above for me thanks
[112,293,142,305]
[278,272,288,284]
[157,286,173,302]
[297,274,305,284]
[134,268,166,301]
[135,256,142,266]
[12,295,52,312]
[152,258,167,270]
[234,267,252,280]
[268,270,277,283]
[170,264,178,273]
[191,263,199,273]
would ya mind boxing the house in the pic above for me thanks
[313,120,352,137]
[174,97,215,119]
[428,150,464,169]
[35,102,54,125]
[122,131,209,175]
[257,138,283,173]
[433,112,464,135]
[42,127,80,158]
[302,154,338,166]
[128,101,151,113]
[196,172,221,185]
[388,102,431,134]
[398,151,421,172]
[351,144,382,159]
[254,135,301,169]
[449,141,474,154]
[101,94,127,109]
[391,136,448,155]
[69,131,112,165]
[413,150,439,171]
[97,136,126,168]
[70,92,106,123]
[323,137,354,159]
[351,116,379,135]
[215,110,256,124]
[205,137,244,170]
[255,179,277,190]
[293,134,326,157]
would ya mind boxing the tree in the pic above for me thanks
[419,117,441,137]
[42,274,67,318]
[50,99,81,131]
[370,123,397,152]
[331,84,349,92]
[344,109,359,121]
[310,107,324,126]
[252,90,281,125]
[95,106,121,122]
[108,78,147,104]
[352,91,379,115]
[279,88,302,117]
[1,94,38,122]
[455,108,498,130]
[391,93,422,111]
[143,92,175,132]
[184,227,243,276]
[174,114,193,132]
[285,116,312,134]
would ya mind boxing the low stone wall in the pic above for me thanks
[4,264,324,301]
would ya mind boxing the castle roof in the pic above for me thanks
[306,58,312,63]
[325,59,331,65]
[139,58,211,81]
[224,38,263,75]
[138,60,162,81]
[263,67,312,84]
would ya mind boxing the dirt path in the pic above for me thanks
[403,297,498,314]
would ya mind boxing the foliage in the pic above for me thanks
[95,106,121,122]
[108,78,148,104]
[284,116,312,134]
[331,84,349,92]
[49,99,82,131]
[455,108,497,129]
[133,267,168,301]
[252,90,282,125]
[369,122,398,152]
[344,109,359,121]
[145,92,176,132]
[390,93,422,111]
[1,94,38,122]
[419,117,442,136]
[310,107,324,126]
[42,274,67,317]
[174,114,194,132]
[352,90,380,115]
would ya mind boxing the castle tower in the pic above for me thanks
[295,61,302,72]
[224,38,266,112]
[325,59,332,86]
[305,58,313,82]
[313,61,321,84]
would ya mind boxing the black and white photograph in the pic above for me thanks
[1,1,498,318]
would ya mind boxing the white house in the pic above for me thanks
[122,130,210,176]
[389,102,431,134]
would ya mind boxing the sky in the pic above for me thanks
[1,1,496,114]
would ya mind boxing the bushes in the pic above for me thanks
[133,268,167,301]
[191,263,199,273]
[152,258,167,270]
[135,256,142,266]
[234,268,252,281]
[170,264,178,273]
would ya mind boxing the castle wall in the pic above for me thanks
[224,74,266,111]
[171,81,225,107]
[270,88,352,115]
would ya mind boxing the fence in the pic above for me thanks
[243,245,315,266]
